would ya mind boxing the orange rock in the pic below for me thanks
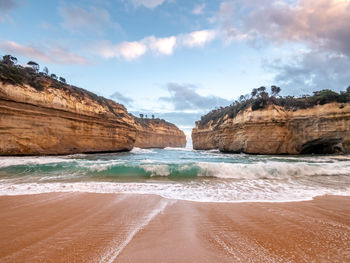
[134,119,186,148]
[0,81,136,155]
[192,104,350,154]
[0,80,186,155]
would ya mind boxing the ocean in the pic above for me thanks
[0,148,350,202]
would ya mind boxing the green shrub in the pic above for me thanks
[251,98,267,110]
[198,87,350,129]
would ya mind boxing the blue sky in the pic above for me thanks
[1,0,350,140]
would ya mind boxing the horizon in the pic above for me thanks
[1,0,350,142]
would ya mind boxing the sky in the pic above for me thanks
[1,0,350,142]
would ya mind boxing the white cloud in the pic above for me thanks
[130,0,169,9]
[97,41,147,61]
[192,3,205,15]
[180,30,216,48]
[117,42,147,60]
[0,40,89,65]
[94,29,216,61]
[145,36,177,55]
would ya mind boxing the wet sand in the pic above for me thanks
[0,193,349,262]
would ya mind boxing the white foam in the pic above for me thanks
[196,161,350,179]
[78,160,125,172]
[164,147,193,151]
[0,180,349,203]
[140,165,170,176]
[0,156,75,168]
[204,149,221,153]
[140,159,156,164]
[131,147,155,154]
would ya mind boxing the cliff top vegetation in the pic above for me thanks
[198,85,350,129]
[135,117,179,129]
[0,54,128,119]
[0,54,176,125]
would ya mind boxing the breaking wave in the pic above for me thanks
[1,159,349,179]
[0,149,349,202]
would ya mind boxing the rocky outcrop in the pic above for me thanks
[0,80,137,155]
[192,103,350,154]
[134,119,186,148]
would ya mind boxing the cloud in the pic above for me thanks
[94,29,216,60]
[180,30,216,48]
[267,50,350,95]
[216,1,250,43]
[218,0,350,56]
[0,0,18,22]
[160,83,231,111]
[192,3,206,15]
[110,91,134,105]
[216,0,350,93]
[145,36,177,55]
[0,0,17,11]
[0,40,89,65]
[59,4,120,34]
[129,0,170,9]
[95,40,147,60]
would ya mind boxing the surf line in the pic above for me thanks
[98,199,175,263]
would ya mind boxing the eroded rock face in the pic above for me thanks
[192,103,350,154]
[134,119,186,148]
[0,81,136,155]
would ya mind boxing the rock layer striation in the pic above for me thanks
[192,103,350,154]
[0,81,137,155]
[134,118,186,148]
[0,80,186,155]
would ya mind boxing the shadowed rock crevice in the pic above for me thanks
[301,138,344,154]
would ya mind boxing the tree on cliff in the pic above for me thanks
[198,85,350,129]
[140,114,144,118]
[43,66,49,76]
[2,55,17,66]
[271,86,281,96]
[251,86,270,110]
[50,74,58,80]
[251,88,258,98]
[27,61,39,72]
[59,77,66,84]
[257,86,266,93]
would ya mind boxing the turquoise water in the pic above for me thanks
[0,147,350,202]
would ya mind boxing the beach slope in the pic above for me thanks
[0,193,349,262]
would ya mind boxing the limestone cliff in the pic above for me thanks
[0,79,137,155]
[0,62,186,155]
[192,103,350,154]
[134,118,186,148]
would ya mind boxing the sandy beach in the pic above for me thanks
[0,193,349,262]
